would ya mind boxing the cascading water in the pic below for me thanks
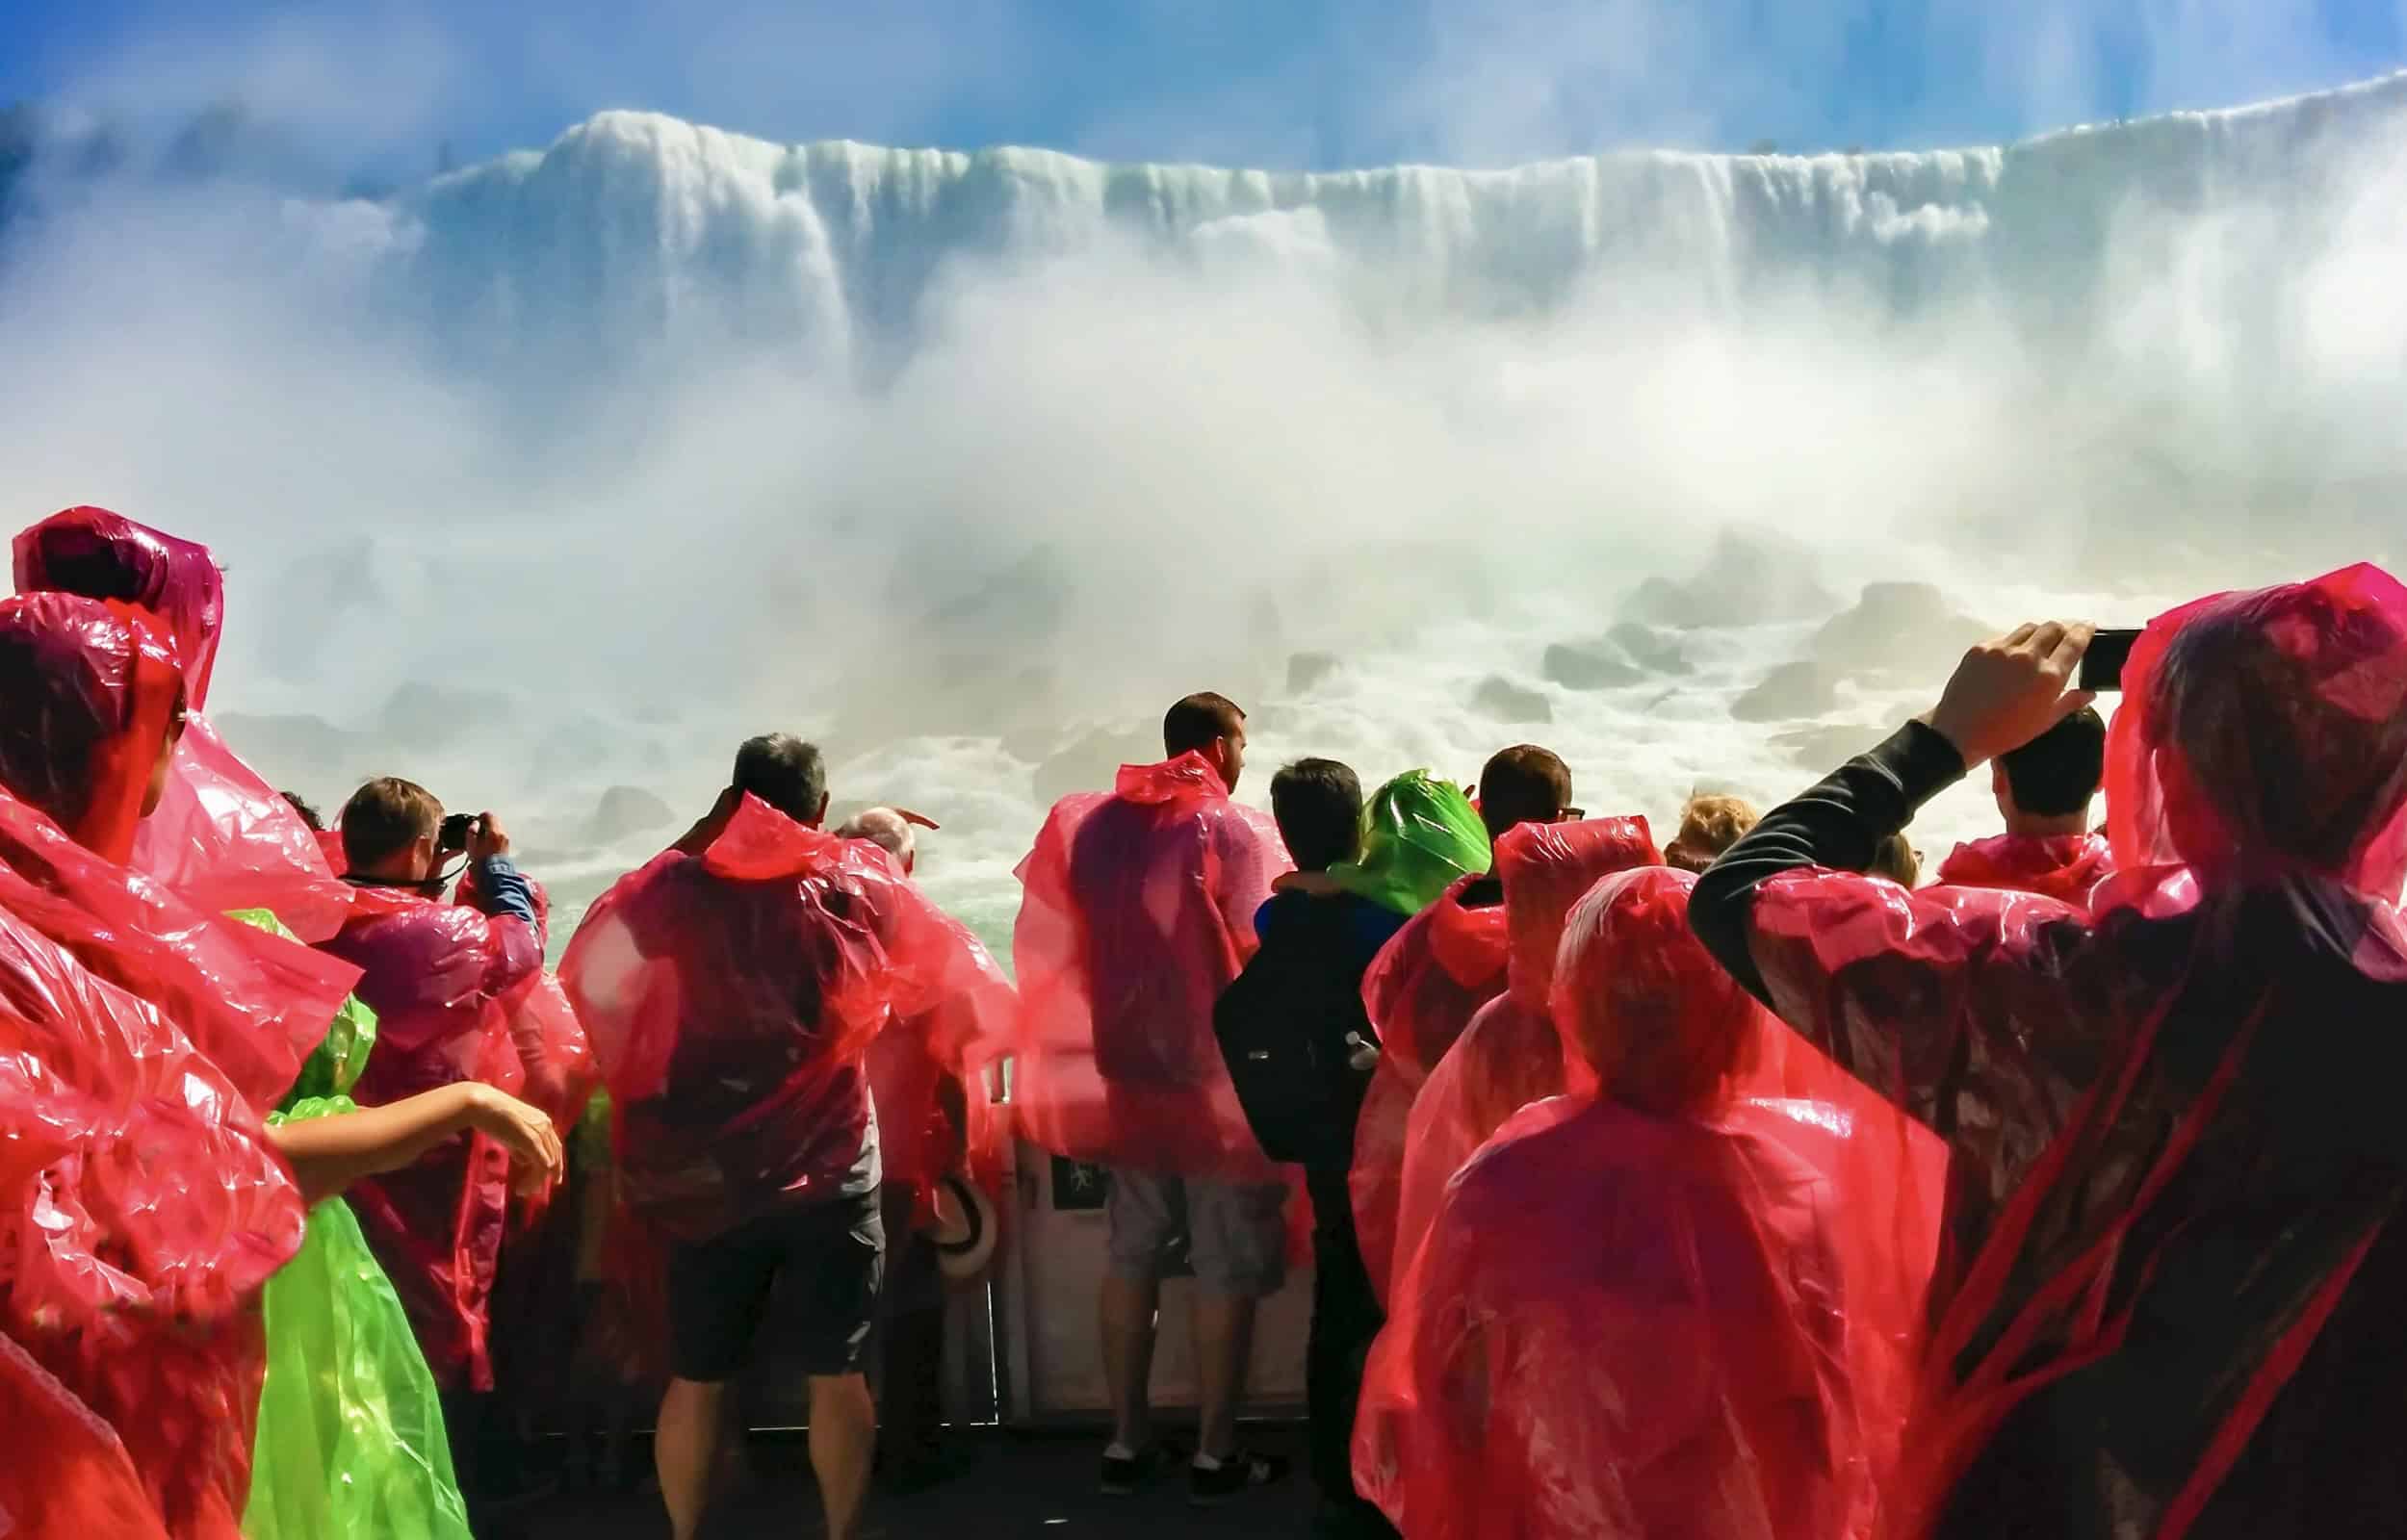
[3,72,2403,950]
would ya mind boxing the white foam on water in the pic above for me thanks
[2,77,2402,957]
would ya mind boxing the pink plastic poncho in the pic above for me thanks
[855,846,1016,1211]
[1387,816,1661,1291]
[14,508,350,941]
[0,598,321,1538]
[0,905,305,1540]
[1745,564,2407,1537]
[1010,755,1290,1178]
[1357,867,1917,1540]
[1349,874,1511,1302]
[1933,831,2114,910]
[0,596,354,1116]
[0,1331,169,1540]
[562,796,1006,1243]
[321,873,544,1390]
[456,860,597,1133]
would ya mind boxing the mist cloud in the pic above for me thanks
[5,13,2405,938]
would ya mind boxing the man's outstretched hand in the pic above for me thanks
[1923,622,2098,768]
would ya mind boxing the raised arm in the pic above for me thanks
[1694,623,2100,1142]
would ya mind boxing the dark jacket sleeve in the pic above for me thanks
[1692,720,1967,1004]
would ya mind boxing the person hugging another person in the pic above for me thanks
[0,593,560,1540]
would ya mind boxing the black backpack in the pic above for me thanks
[1214,896,1380,1168]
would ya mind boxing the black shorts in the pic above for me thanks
[666,1188,886,1382]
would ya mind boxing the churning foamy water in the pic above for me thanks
[4,74,2403,955]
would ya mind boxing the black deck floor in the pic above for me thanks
[511,1424,1322,1540]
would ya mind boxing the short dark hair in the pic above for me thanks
[1164,692,1245,758]
[1478,745,1572,844]
[1270,758,1364,873]
[733,733,826,823]
[281,791,324,832]
[342,777,441,869]
[2000,706,2106,818]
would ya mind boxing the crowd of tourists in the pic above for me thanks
[4,501,2404,1540]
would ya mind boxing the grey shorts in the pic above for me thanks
[1104,1169,1290,1297]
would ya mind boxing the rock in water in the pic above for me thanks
[588,785,675,844]
[1811,582,1991,676]
[1732,661,1838,722]
[1472,676,1554,725]
[1620,532,1840,629]
[1605,622,1693,676]
[1287,651,1341,694]
[1541,642,1644,691]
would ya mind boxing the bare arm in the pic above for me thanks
[267,1082,564,1205]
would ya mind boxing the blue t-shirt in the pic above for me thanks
[1254,888,1413,982]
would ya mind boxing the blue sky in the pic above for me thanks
[4,0,2403,174]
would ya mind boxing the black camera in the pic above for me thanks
[437,811,480,854]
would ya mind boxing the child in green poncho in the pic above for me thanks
[230,911,563,1540]
[1326,770,1493,917]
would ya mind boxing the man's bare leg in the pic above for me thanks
[1193,1291,1258,1460]
[1100,1271,1162,1450]
[808,1372,878,1540]
[655,1376,725,1540]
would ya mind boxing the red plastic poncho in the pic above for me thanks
[1010,755,1290,1178]
[561,795,1003,1244]
[0,904,306,1540]
[0,595,353,1116]
[1933,831,2114,910]
[0,593,364,1536]
[1387,816,1661,1292]
[1746,564,2407,1538]
[853,847,1017,1212]
[320,874,544,1390]
[14,508,350,941]
[1349,875,1510,1302]
[0,1330,169,1540]
[1357,867,1909,1540]
[456,860,597,1132]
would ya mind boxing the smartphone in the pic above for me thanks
[2080,629,2143,693]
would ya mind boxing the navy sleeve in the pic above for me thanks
[1692,720,1968,1003]
[468,854,540,929]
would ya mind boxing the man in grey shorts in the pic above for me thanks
[1105,1170,1289,1302]
[1015,692,1294,1506]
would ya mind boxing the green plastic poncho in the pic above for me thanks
[229,911,474,1540]
[1330,771,1493,917]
